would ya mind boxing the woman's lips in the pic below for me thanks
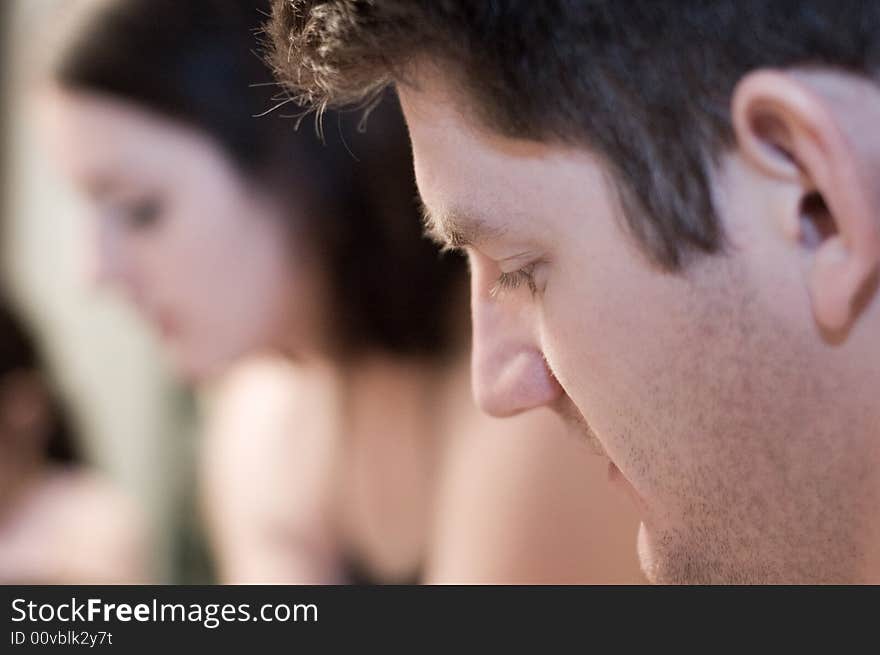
[150,309,180,340]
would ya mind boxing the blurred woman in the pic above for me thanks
[39,0,643,583]
[0,299,145,583]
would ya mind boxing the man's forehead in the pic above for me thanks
[398,66,614,252]
[396,63,469,122]
[399,72,553,161]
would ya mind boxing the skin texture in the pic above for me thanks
[39,87,645,584]
[398,66,880,583]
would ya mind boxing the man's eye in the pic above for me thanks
[490,263,537,298]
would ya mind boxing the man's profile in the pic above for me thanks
[268,1,880,583]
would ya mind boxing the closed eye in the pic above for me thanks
[490,263,537,298]
[123,196,163,230]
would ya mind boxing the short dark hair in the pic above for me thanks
[52,0,464,359]
[269,0,880,269]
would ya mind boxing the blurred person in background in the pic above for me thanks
[37,0,642,583]
[0,297,146,583]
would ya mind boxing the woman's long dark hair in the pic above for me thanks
[53,0,465,360]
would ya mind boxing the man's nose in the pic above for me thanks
[470,286,563,418]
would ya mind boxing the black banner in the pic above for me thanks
[0,585,870,651]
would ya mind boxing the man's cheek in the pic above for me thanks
[540,292,609,391]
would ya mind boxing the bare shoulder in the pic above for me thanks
[205,355,336,426]
[201,355,340,466]
[41,468,148,583]
[198,355,340,546]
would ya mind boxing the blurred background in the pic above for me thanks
[1,0,209,583]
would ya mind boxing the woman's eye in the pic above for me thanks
[490,263,537,298]
[123,197,163,229]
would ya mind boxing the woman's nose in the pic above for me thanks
[84,218,136,297]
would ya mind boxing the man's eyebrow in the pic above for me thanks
[419,200,506,250]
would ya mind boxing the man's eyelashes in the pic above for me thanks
[490,263,537,298]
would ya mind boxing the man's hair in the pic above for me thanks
[269,0,880,269]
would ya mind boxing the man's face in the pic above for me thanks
[398,71,880,583]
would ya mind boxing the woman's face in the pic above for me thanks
[40,88,325,380]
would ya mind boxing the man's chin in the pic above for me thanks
[636,521,659,584]
[636,521,708,585]
[635,520,741,585]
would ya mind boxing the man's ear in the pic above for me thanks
[731,69,880,338]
